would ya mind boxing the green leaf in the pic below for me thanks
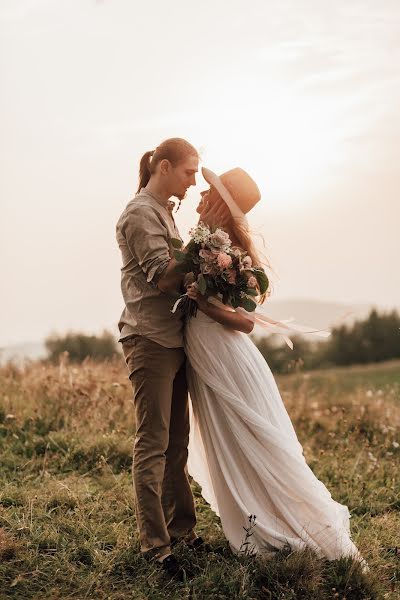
[231,296,240,308]
[254,269,269,294]
[175,262,190,273]
[222,290,230,304]
[241,297,257,312]
[198,275,207,295]
[186,239,197,252]
[173,250,187,262]
[170,238,183,249]
[246,287,258,296]
[206,278,215,290]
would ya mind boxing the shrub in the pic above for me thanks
[45,330,120,363]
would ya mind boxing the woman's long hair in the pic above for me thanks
[137,137,198,193]
[230,216,274,304]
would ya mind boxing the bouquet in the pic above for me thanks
[171,222,269,318]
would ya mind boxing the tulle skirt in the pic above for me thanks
[185,311,363,561]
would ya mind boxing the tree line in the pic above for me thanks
[44,309,400,373]
[253,308,400,373]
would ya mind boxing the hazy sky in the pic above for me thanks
[1,0,400,345]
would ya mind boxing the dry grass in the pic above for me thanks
[0,357,399,599]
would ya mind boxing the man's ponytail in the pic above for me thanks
[137,150,154,193]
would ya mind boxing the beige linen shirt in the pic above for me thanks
[116,189,184,348]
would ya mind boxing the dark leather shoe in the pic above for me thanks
[160,554,185,582]
[187,536,212,552]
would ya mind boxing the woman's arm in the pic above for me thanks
[187,286,255,334]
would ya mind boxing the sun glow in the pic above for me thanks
[188,82,349,209]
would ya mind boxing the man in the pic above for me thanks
[116,137,229,579]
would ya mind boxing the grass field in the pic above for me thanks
[0,357,399,599]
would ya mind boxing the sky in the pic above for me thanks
[1,0,400,345]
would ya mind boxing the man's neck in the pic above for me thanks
[144,179,170,207]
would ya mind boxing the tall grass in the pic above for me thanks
[0,357,399,599]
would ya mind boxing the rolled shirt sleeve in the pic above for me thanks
[121,205,171,285]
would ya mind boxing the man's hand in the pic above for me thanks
[199,197,231,229]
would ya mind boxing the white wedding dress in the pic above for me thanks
[185,307,364,563]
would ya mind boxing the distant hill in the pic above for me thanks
[0,300,396,364]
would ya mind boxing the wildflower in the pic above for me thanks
[393,441,399,449]
[189,223,211,244]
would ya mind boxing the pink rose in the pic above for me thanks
[210,228,231,249]
[201,263,213,274]
[217,252,233,270]
[247,275,258,288]
[199,248,215,263]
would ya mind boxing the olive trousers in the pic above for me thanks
[122,336,196,558]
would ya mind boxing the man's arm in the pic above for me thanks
[121,205,182,295]
[157,258,183,296]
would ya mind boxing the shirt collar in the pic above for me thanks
[137,188,179,231]
[139,187,169,209]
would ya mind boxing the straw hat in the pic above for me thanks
[202,167,261,219]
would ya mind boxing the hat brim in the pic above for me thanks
[201,167,248,225]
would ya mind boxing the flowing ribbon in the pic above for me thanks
[252,309,331,350]
[171,294,187,314]
[173,294,332,350]
[207,297,331,350]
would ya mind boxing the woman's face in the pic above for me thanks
[196,185,222,214]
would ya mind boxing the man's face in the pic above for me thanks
[168,155,199,200]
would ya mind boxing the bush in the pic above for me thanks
[324,309,400,366]
[45,330,120,363]
[253,308,400,371]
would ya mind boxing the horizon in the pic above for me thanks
[1,296,396,348]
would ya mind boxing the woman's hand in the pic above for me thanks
[199,197,231,228]
[186,285,254,333]
[187,283,209,313]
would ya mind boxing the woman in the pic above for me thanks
[185,166,367,568]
